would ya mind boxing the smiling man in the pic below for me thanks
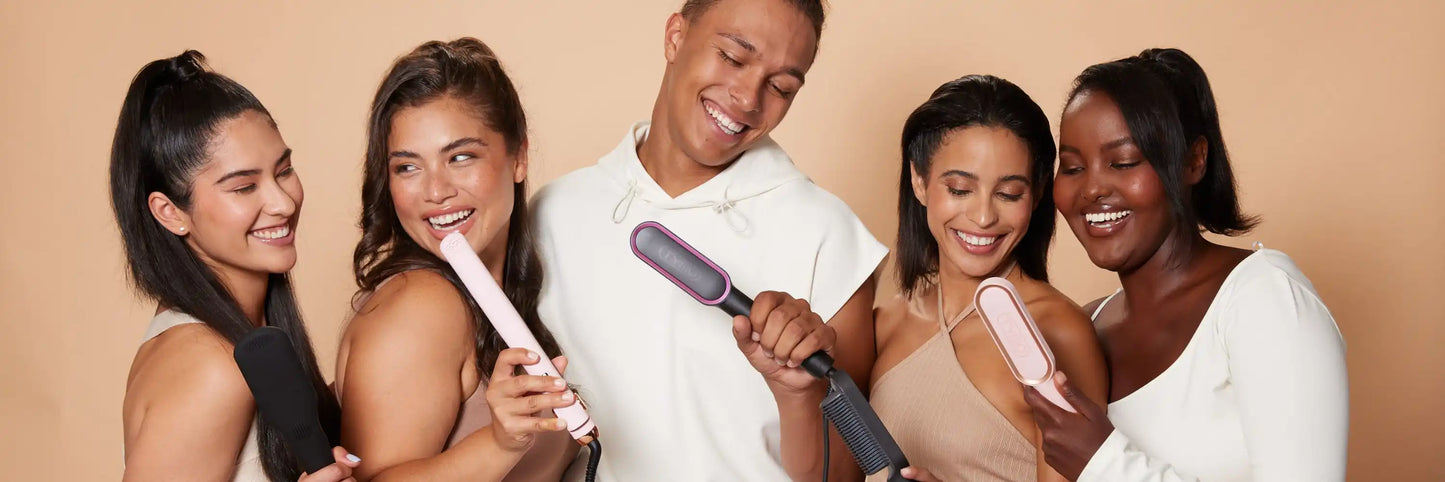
[531,0,887,480]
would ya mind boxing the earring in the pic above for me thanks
[179,227,187,233]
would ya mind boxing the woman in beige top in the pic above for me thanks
[333,38,577,482]
[113,51,357,481]
[866,75,1110,481]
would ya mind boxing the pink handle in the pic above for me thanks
[1033,374,1074,412]
[439,233,598,439]
[973,277,1076,413]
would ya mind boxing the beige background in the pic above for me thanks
[2,0,1441,479]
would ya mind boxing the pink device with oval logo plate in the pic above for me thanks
[973,277,1075,412]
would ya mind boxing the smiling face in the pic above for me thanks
[153,109,303,277]
[1054,90,1176,272]
[655,0,818,167]
[912,126,1038,279]
[385,95,525,262]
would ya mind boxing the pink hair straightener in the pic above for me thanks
[439,232,602,479]
[973,277,1075,412]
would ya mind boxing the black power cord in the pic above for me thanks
[584,439,601,482]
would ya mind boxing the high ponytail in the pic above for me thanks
[109,50,340,481]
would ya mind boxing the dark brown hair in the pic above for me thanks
[896,75,1058,294]
[353,38,559,378]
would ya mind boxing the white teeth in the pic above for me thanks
[428,209,474,229]
[251,226,290,240]
[705,105,744,135]
[1085,210,1133,224]
[954,230,998,246]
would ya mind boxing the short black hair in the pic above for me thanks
[1069,48,1258,237]
[897,75,1058,294]
[679,0,827,41]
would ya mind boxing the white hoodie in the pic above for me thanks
[532,122,887,481]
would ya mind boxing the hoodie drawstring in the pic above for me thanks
[708,189,750,233]
[610,179,751,234]
[611,179,640,224]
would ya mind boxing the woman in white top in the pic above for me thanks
[112,51,358,481]
[1027,48,1348,481]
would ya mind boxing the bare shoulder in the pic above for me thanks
[343,270,475,376]
[129,322,252,422]
[348,270,474,343]
[872,292,915,345]
[124,322,259,480]
[1015,279,1097,345]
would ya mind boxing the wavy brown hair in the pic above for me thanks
[353,38,560,378]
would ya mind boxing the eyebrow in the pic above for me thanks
[719,33,807,84]
[389,137,485,159]
[720,33,757,53]
[214,149,291,185]
[941,170,1031,186]
[999,174,1032,185]
[1059,136,1134,156]
[215,169,260,185]
[1101,137,1135,151]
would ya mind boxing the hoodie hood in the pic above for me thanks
[599,121,810,233]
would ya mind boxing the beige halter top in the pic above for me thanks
[867,285,1037,481]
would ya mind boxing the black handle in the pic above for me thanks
[719,290,753,318]
[295,429,335,474]
[722,290,838,379]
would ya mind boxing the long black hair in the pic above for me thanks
[896,74,1058,294]
[109,50,340,481]
[353,38,561,379]
[1068,48,1257,238]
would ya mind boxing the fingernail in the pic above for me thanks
[1055,371,1068,384]
[555,419,568,429]
[751,332,760,341]
[562,391,574,401]
[554,378,566,388]
[788,360,798,368]
[763,351,773,358]
[776,358,786,365]
[527,351,539,361]
[346,454,361,463]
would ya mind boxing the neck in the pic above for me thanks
[1118,228,1216,309]
[639,99,729,198]
[213,264,270,327]
[934,259,1015,320]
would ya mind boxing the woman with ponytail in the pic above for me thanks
[113,51,358,482]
